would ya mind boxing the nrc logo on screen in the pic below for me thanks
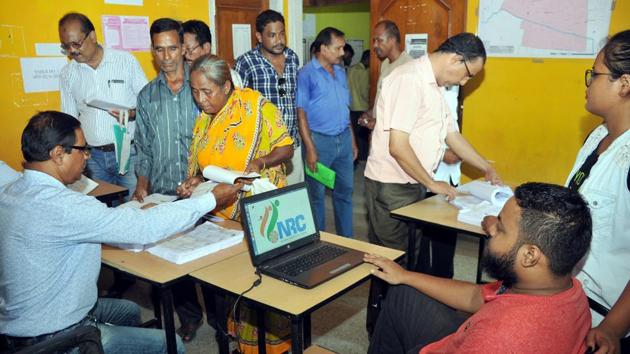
[259,200,307,243]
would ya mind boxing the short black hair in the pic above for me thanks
[313,27,345,54]
[436,32,487,63]
[361,49,370,62]
[602,29,630,80]
[150,18,183,45]
[182,20,212,46]
[255,9,285,33]
[344,43,355,58]
[58,12,95,34]
[514,182,592,277]
[21,111,81,162]
[375,20,401,44]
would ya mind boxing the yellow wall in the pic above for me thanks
[304,2,371,50]
[461,0,630,185]
[0,0,211,170]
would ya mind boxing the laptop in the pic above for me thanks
[240,182,364,289]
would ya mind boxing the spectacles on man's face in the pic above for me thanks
[455,52,473,78]
[584,68,614,87]
[60,32,89,52]
[278,77,286,97]
[69,144,92,156]
[184,43,200,55]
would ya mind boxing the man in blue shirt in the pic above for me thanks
[235,10,302,184]
[0,111,239,353]
[297,27,357,237]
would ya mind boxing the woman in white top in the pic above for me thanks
[565,30,630,354]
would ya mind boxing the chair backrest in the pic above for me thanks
[15,326,104,354]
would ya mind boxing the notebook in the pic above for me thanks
[240,182,364,289]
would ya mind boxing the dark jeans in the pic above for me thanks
[368,285,468,354]
[172,279,203,327]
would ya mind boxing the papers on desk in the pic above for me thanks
[110,194,178,252]
[68,175,99,194]
[147,222,243,264]
[450,181,513,226]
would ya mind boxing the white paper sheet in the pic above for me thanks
[105,0,143,5]
[68,175,99,194]
[232,24,252,59]
[35,43,65,57]
[86,98,133,111]
[102,15,150,51]
[19,57,68,93]
[202,165,259,192]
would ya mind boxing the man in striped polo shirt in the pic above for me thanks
[59,12,148,196]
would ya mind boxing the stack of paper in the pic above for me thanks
[69,175,99,194]
[451,181,513,226]
[109,194,178,252]
[147,222,243,264]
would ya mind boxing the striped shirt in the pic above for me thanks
[59,48,148,146]
[135,65,199,195]
[235,45,300,146]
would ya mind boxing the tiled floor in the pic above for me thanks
[101,161,483,353]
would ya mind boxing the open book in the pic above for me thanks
[450,180,513,226]
[147,222,243,264]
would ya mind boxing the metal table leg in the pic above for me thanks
[290,316,304,354]
[406,223,417,270]
[160,287,177,354]
[303,314,311,348]
[256,307,267,354]
[214,291,230,354]
[476,238,486,284]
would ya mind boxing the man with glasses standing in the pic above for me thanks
[181,19,243,88]
[235,10,302,184]
[58,12,147,197]
[365,33,502,266]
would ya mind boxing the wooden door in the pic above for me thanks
[215,0,268,66]
[369,0,467,104]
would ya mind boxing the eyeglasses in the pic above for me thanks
[60,33,89,52]
[184,44,200,55]
[278,77,286,97]
[69,145,92,156]
[456,52,473,78]
[584,69,614,87]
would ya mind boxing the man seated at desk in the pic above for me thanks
[0,111,241,353]
[366,182,593,353]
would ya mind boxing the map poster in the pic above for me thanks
[477,0,613,58]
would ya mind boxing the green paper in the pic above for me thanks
[305,162,336,189]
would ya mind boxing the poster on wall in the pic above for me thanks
[477,0,613,58]
[405,33,428,59]
[102,15,151,52]
[19,57,68,93]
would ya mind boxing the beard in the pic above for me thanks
[481,243,519,287]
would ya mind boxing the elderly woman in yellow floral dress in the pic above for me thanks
[177,54,293,221]
[177,54,293,354]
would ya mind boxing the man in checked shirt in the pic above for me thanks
[235,9,303,184]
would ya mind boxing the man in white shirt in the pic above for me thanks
[58,12,148,195]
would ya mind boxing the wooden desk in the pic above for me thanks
[391,194,486,283]
[190,232,404,354]
[88,180,128,206]
[101,220,246,354]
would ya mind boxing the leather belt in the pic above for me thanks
[91,141,134,153]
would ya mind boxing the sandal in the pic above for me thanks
[176,319,203,342]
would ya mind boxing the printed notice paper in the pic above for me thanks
[20,57,68,93]
[102,15,150,51]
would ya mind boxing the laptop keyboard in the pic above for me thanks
[274,244,348,277]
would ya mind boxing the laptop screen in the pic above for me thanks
[241,183,318,258]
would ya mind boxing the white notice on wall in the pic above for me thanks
[405,33,429,59]
[20,57,68,93]
[102,15,151,51]
[232,24,252,60]
[105,0,143,5]
[35,43,65,57]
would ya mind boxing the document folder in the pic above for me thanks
[305,162,336,189]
